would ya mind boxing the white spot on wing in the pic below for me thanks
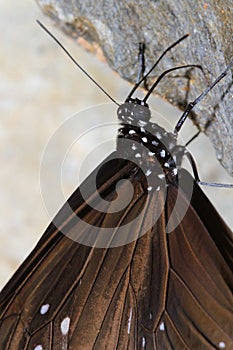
[34,346,43,350]
[142,137,148,143]
[135,153,141,158]
[147,186,152,191]
[40,304,50,315]
[61,317,70,336]
[159,322,165,331]
[219,342,225,348]
[145,169,152,176]
[129,129,136,135]
[132,143,137,150]
[127,308,133,334]
[142,336,146,347]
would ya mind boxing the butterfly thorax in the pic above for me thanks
[117,98,186,188]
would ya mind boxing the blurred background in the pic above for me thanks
[0,0,232,289]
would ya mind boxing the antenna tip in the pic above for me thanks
[36,19,44,29]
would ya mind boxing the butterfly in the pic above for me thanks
[0,22,232,349]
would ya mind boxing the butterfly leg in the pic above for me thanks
[185,131,201,146]
[174,59,233,133]
[185,150,233,188]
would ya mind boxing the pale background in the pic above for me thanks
[0,0,232,289]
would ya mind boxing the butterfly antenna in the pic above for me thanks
[174,59,233,133]
[127,34,189,100]
[37,20,120,106]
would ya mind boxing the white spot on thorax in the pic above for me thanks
[159,322,165,331]
[142,137,148,143]
[219,341,225,348]
[40,304,50,315]
[160,149,166,157]
[152,140,158,146]
[172,168,178,175]
[61,317,70,336]
[149,312,153,319]
[140,127,145,132]
[138,120,147,127]
[164,162,169,168]
[145,169,152,176]
[129,129,136,135]
[127,308,133,334]
[34,346,43,350]
[148,151,155,156]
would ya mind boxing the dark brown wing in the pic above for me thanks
[162,169,233,349]
[0,160,232,350]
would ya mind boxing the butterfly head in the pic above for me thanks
[117,98,151,126]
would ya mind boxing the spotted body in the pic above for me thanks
[117,98,185,189]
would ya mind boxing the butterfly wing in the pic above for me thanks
[0,157,232,349]
[162,169,233,349]
[0,153,166,349]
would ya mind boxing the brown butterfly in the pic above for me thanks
[0,23,232,349]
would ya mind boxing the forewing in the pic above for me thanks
[0,154,169,349]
